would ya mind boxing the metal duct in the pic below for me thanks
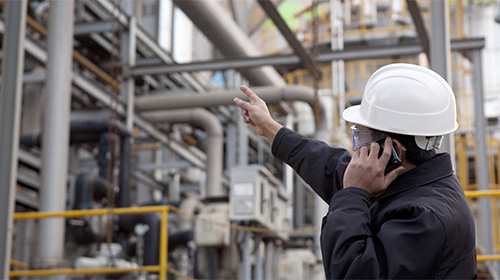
[172,0,285,87]
[143,108,224,199]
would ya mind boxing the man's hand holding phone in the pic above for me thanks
[343,137,405,197]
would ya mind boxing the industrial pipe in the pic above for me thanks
[136,85,331,143]
[143,108,225,199]
[19,119,129,147]
[135,85,314,111]
[118,135,132,207]
[172,0,285,87]
[73,173,113,210]
[70,173,114,245]
[118,214,160,266]
[36,0,75,269]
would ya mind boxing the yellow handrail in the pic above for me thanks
[10,266,161,277]
[464,190,500,198]
[11,206,170,279]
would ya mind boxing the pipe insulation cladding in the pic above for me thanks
[172,0,285,87]
[135,85,315,111]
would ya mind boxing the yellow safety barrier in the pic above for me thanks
[11,206,170,280]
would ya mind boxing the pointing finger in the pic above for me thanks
[240,85,260,104]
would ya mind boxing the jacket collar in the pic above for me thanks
[372,153,455,201]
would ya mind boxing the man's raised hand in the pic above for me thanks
[233,85,282,143]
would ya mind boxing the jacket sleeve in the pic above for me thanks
[322,187,445,279]
[271,127,351,203]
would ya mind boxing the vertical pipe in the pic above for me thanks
[122,17,137,132]
[263,240,271,280]
[0,0,27,277]
[430,0,455,167]
[36,0,75,268]
[242,231,251,280]
[284,114,294,228]
[118,136,132,207]
[472,50,493,255]
[238,108,249,166]
[254,234,262,279]
[225,121,236,172]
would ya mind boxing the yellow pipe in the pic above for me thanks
[10,259,29,269]
[10,266,161,277]
[160,209,168,280]
[464,190,500,198]
[133,143,163,151]
[72,51,120,90]
[14,206,170,220]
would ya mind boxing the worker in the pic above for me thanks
[233,63,476,279]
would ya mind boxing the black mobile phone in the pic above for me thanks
[378,143,402,175]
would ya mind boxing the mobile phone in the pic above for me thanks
[378,143,402,175]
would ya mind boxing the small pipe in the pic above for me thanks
[117,135,132,207]
[118,213,160,266]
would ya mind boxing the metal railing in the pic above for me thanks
[10,206,170,279]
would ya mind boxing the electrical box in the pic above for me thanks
[194,202,230,247]
[229,165,290,240]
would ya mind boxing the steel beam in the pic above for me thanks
[0,1,27,277]
[406,0,430,60]
[73,20,120,35]
[132,38,485,75]
[257,0,319,75]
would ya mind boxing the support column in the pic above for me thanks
[0,0,28,278]
[472,50,493,256]
[36,0,75,268]
[429,0,455,166]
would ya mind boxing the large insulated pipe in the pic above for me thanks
[136,85,315,111]
[136,85,329,138]
[172,0,285,87]
[143,108,224,199]
[36,0,75,269]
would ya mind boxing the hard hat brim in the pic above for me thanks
[342,105,371,129]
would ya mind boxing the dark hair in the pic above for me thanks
[387,133,436,165]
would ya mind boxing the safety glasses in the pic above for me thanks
[350,125,388,149]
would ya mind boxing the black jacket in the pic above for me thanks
[272,127,476,279]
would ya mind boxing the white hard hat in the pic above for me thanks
[342,63,458,137]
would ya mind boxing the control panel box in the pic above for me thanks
[229,165,290,240]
